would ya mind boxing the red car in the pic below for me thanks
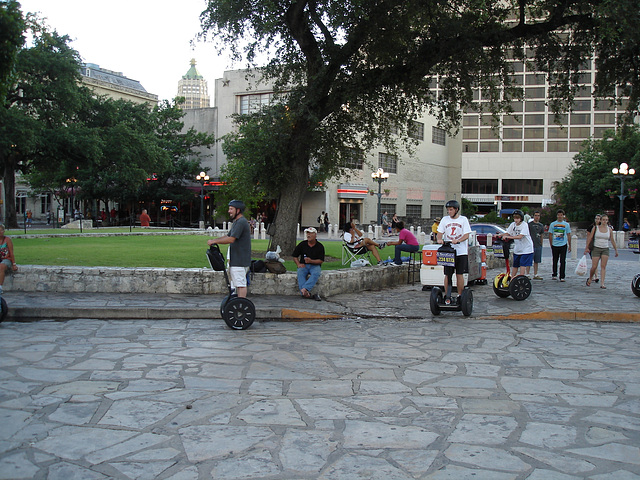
[470,223,507,246]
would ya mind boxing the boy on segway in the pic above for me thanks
[437,200,472,305]
[502,210,534,277]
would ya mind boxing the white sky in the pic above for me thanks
[18,0,236,102]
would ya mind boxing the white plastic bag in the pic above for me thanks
[575,255,588,276]
[350,259,371,268]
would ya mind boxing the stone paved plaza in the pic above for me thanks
[1,317,639,479]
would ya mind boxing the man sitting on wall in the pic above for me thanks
[292,227,325,301]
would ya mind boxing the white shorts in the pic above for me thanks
[229,266,249,289]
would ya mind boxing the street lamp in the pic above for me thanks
[612,162,635,231]
[371,167,390,227]
[196,171,209,226]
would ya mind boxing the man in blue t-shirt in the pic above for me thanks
[548,209,572,281]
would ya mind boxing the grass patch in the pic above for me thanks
[10,233,396,271]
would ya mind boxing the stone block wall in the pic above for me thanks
[5,263,409,297]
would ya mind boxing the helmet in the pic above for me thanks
[228,200,246,212]
[512,209,524,219]
[445,200,460,212]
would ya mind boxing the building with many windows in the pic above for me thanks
[185,69,462,229]
[177,59,210,109]
[458,55,631,215]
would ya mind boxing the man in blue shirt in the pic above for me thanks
[548,209,572,281]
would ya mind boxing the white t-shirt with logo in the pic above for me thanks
[437,215,472,255]
[507,221,534,255]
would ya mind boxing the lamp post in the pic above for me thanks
[196,171,209,227]
[371,167,390,228]
[612,162,635,231]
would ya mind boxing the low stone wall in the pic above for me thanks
[5,252,508,297]
[5,263,409,297]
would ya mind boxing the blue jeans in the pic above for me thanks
[394,244,419,264]
[297,264,322,293]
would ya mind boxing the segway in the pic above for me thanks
[429,242,473,316]
[630,234,640,298]
[491,237,532,301]
[0,297,7,323]
[206,245,256,330]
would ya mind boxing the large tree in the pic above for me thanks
[555,126,639,223]
[0,12,91,228]
[200,0,640,253]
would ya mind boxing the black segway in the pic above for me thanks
[491,237,532,301]
[429,242,473,316]
[630,234,639,298]
[206,244,256,330]
[0,297,7,323]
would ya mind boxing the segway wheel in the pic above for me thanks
[0,298,7,323]
[492,274,511,298]
[460,289,473,317]
[509,275,532,301]
[220,293,236,318]
[430,287,442,315]
[223,297,256,330]
[632,273,640,298]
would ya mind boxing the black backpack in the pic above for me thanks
[206,244,226,271]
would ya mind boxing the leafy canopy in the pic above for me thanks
[555,126,640,221]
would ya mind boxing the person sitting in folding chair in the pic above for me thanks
[343,222,386,265]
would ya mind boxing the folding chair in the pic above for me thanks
[342,242,372,265]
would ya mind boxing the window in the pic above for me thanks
[480,129,499,139]
[525,87,545,99]
[463,142,478,152]
[381,203,396,216]
[432,126,446,145]
[503,128,522,139]
[238,93,273,114]
[573,100,591,111]
[524,114,545,125]
[547,141,568,152]
[405,205,422,219]
[594,113,616,125]
[409,121,424,141]
[524,141,544,152]
[502,141,522,152]
[524,128,544,139]
[463,115,479,126]
[525,101,545,112]
[40,194,51,214]
[342,148,364,169]
[463,129,478,139]
[570,127,591,138]
[462,179,498,194]
[430,204,444,219]
[378,152,397,173]
[570,113,591,125]
[501,179,543,195]
[548,127,568,138]
[479,142,499,152]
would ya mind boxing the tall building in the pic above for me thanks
[177,59,210,109]
[458,55,630,215]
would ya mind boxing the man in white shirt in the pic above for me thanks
[437,200,472,301]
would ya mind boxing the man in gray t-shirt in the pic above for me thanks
[207,200,251,297]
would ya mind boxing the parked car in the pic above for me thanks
[470,223,507,246]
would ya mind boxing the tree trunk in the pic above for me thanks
[269,153,310,256]
[2,155,18,228]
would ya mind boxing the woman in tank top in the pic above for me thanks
[584,214,618,289]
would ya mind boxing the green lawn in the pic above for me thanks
[9,232,396,271]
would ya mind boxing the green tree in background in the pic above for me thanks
[555,126,640,224]
[0,0,24,102]
[200,0,640,254]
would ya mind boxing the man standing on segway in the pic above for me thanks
[437,200,472,304]
[207,200,251,298]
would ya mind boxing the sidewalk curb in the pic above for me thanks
[5,306,345,322]
[481,311,640,322]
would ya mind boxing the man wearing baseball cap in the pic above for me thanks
[207,200,251,298]
[292,227,325,300]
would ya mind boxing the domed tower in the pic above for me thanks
[176,58,210,109]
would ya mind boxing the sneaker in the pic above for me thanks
[533,275,543,280]
[312,293,322,301]
[378,242,387,249]
[552,276,558,280]
[560,278,566,282]
[444,296,451,305]
[594,278,599,283]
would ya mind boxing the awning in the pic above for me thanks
[337,184,368,199]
